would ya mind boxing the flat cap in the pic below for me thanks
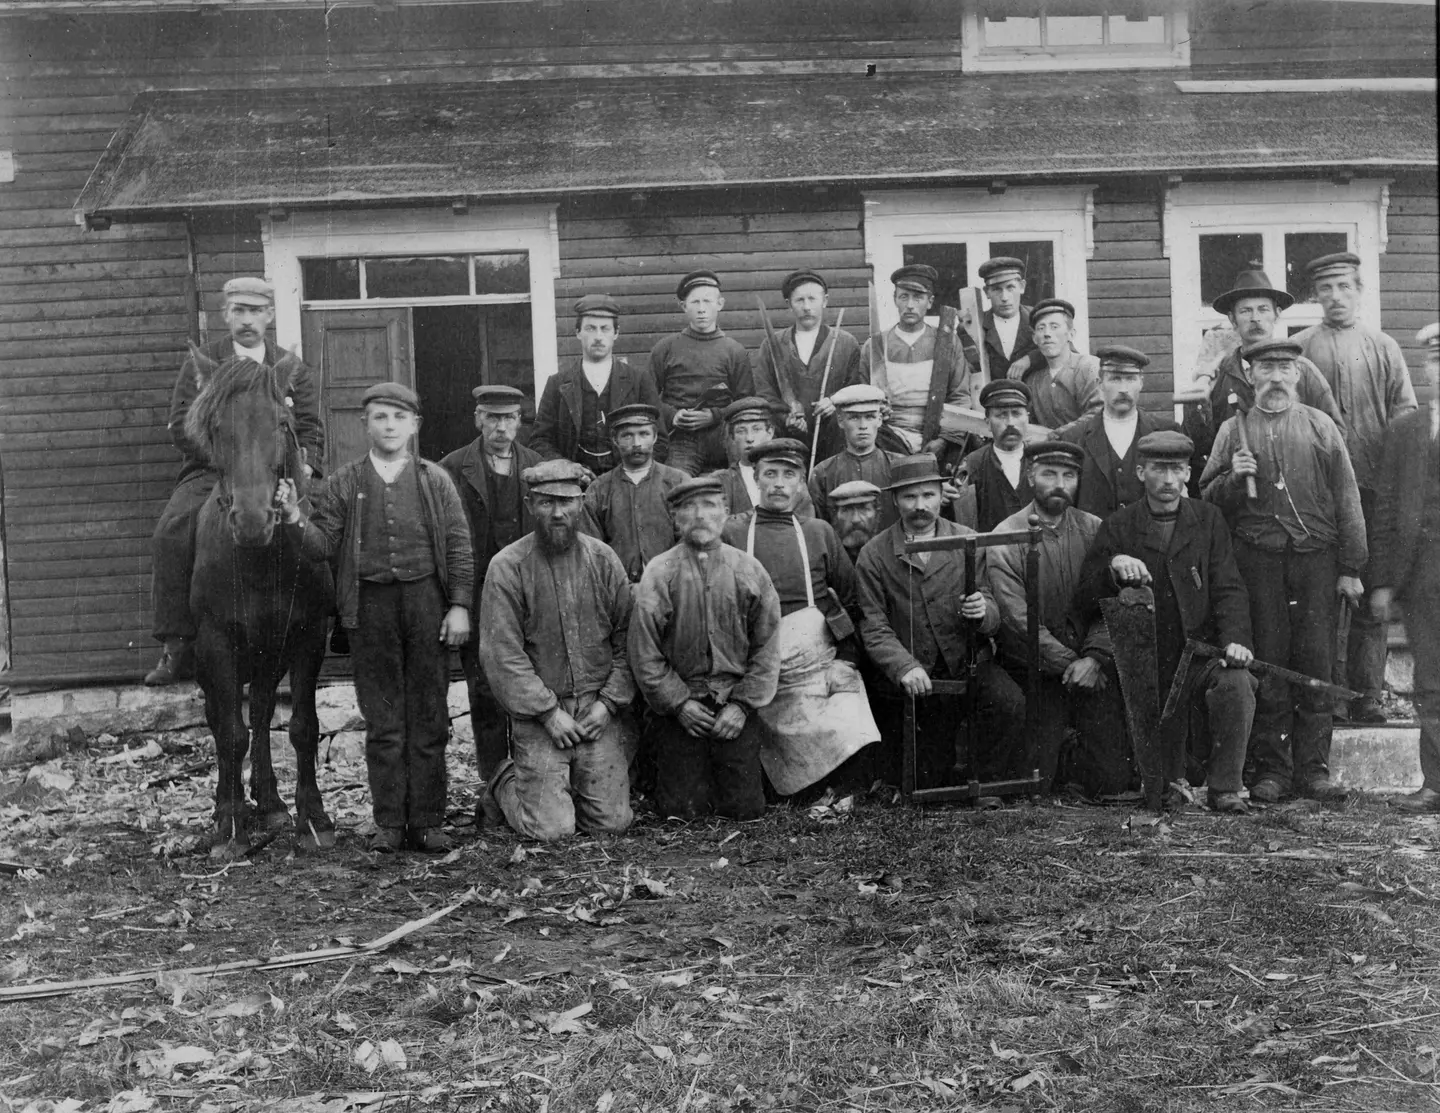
[607,403,661,431]
[828,480,882,506]
[222,276,274,305]
[978,257,1026,283]
[1213,268,1294,315]
[722,396,775,426]
[666,474,727,509]
[978,379,1032,410]
[746,437,808,469]
[885,453,946,491]
[1136,430,1195,462]
[781,270,828,299]
[1305,251,1362,282]
[890,264,939,295]
[522,458,592,497]
[574,293,621,319]
[361,381,421,414]
[1417,322,1440,348]
[1097,345,1151,373]
[1029,298,1075,325]
[472,384,526,411]
[677,270,722,300]
[829,384,888,411]
[1024,440,1084,468]
[1242,338,1303,362]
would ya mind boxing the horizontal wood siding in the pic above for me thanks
[1382,172,1440,405]
[1191,0,1435,75]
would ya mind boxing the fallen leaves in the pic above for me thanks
[353,1038,407,1075]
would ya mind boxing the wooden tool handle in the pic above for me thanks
[1233,413,1259,501]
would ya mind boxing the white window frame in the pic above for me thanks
[862,185,1095,350]
[961,0,1190,73]
[1164,179,1390,394]
[261,205,561,404]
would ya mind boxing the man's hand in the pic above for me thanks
[899,666,932,697]
[959,591,987,622]
[439,605,470,648]
[301,463,314,479]
[1231,448,1258,480]
[1222,643,1254,668]
[1110,554,1152,587]
[940,478,964,503]
[575,699,612,742]
[1336,575,1364,608]
[785,411,809,434]
[1062,656,1107,691]
[275,479,302,525]
[676,699,717,738]
[813,396,837,419]
[542,705,586,749]
[710,703,747,741]
[673,408,716,431]
[1370,586,1394,624]
[922,437,947,457]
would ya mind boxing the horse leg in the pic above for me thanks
[290,619,336,850]
[247,667,291,834]
[199,627,251,860]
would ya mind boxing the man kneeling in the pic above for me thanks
[479,460,637,840]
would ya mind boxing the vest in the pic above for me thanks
[358,460,436,583]
[577,375,616,471]
[486,462,524,557]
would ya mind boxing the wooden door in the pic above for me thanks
[301,307,413,475]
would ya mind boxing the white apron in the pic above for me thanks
[746,516,881,795]
[882,356,932,453]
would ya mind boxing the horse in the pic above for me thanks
[183,346,337,859]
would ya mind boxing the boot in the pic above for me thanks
[144,638,195,686]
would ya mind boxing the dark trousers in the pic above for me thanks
[652,701,766,820]
[1342,488,1389,700]
[352,577,451,830]
[150,471,217,641]
[1003,664,1130,796]
[460,637,510,782]
[1235,539,1337,786]
[1403,539,1440,791]
[666,429,727,477]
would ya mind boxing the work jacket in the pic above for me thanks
[529,356,665,470]
[437,438,542,593]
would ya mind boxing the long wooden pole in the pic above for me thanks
[809,307,846,472]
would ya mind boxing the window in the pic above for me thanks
[1165,180,1389,393]
[961,0,1189,72]
[299,252,531,303]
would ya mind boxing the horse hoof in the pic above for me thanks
[297,828,337,851]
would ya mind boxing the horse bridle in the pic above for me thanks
[213,420,302,530]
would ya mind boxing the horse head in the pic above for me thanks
[185,344,304,548]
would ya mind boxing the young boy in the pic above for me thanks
[279,381,474,853]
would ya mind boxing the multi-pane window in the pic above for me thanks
[299,252,530,302]
[963,1,1188,71]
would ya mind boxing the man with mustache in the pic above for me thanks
[477,460,637,841]
[1201,339,1366,803]
[1012,298,1102,430]
[630,476,782,820]
[854,455,1024,789]
[712,397,815,520]
[809,384,906,532]
[755,270,864,464]
[828,481,884,563]
[987,441,1125,795]
[955,380,1036,532]
[1059,345,1180,519]
[1295,252,1418,724]
[1076,432,1257,814]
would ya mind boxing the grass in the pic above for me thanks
[2,733,1439,1112]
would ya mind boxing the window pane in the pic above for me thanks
[984,16,1041,46]
[903,242,969,313]
[301,257,359,301]
[474,252,530,295]
[1284,232,1350,303]
[366,255,468,299]
[1199,233,1264,308]
[988,240,1056,303]
[1108,14,1167,43]
[1048,16,1105,45]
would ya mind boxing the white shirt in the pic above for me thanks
[793,327,820,365]
[894,324,926,348]
[994,444,1025,489]
[741,465,762,508]
[233,340,267,364]
[582,357,613,396]
[369,452,409,485]
[1104,411,1139,461]
[993,313,1021,359]
[623,462,652,485]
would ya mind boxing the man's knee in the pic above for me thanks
[1206,666,1258,712]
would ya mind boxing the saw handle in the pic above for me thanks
[1233,410,1259,501]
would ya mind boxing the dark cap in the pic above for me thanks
[362,381,421,414]
[1242,338,1303,363]
[885,453,946,491]
[677,270,722,300]
[781,270,828,299]
[607,403,661,431]
[978,379,1032,411]
[1097,345,1151,374]
[978,257,1026,284]
[746,438,808,469]
[890,264,939,296]
[1024,440,1084,469]
[828,480,882,506]
[574,293,621,320]
[1029,298,1075,325]
[1305,252,1362,282]
[472,384,526,412]
[666,474,727,509]
[722,396,775,426]
[1136,431,1195,462]
[1212,268,1294,316]
[522,458,592,497]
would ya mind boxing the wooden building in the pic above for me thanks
[0,0,1435,681]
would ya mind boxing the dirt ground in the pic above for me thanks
[2,730,1439,1113]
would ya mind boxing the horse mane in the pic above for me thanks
[183,344,302,462]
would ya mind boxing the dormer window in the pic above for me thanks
[962,1,1190,71]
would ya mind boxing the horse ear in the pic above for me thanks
[189,341,218,391]
[273,349,303,394]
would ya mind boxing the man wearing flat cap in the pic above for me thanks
[147,276,325,685]
[439,384,543,786]
[854,454,1024,789]
[1016,298,1103,430]
[712,397,815,520]
[531,293,665,474]
[972,256,1042,383]
[478,460,637,841]
[283,381,474,851]
[955,380,1036,532]
[809,384,906,532]
[1295,252,1417,723]
[630,476,782,820]
[1059,345,1180,520]
[858,264,976,455]
[1075,431,1257,814]
[828,481,884,563]
[1201,338,1366,803]
[648,271,755,476]
[721,440,880,797]
[581,404,688,582]
[755,270,863,465]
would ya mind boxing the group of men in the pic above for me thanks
[147,250,1440,849]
